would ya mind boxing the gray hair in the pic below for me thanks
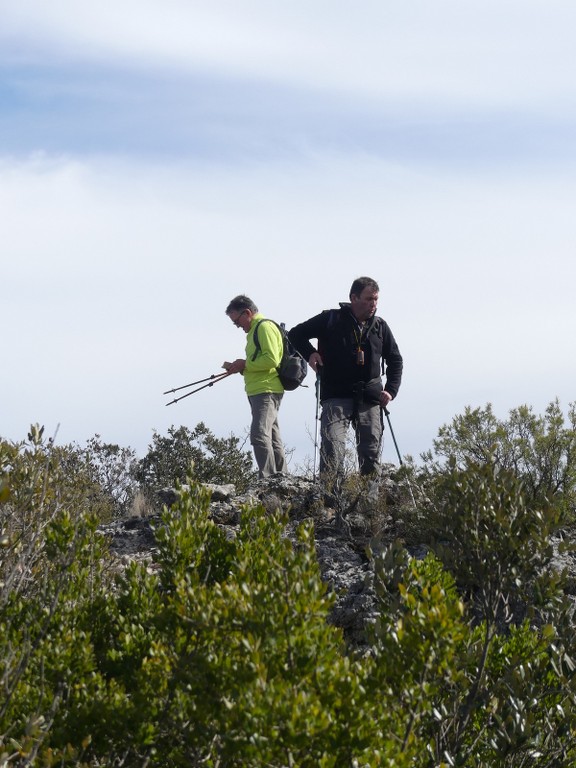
[225,295,258,315]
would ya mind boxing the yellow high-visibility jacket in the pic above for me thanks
[243,314,284,395]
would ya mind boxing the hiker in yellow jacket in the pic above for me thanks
[223,295,288,478]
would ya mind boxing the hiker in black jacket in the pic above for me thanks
[288,276,403,478]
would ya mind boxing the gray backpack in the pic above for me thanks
[252,320,308,391]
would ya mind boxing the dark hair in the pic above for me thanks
[349,276,379,299]
[225,295,258,315]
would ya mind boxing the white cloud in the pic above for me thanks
[2,1,576,109]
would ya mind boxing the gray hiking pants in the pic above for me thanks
[319,398,383,477]
[248,392,287,478]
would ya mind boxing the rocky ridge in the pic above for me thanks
[100,471,576,647]
[99,472,410,646]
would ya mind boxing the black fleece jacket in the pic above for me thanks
[288,304,403,403]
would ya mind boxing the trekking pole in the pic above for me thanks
[164,372,231,406]
[383,407,403,466]
[313,370,321,481]
[384,407,417,508]
[163,372,230,395]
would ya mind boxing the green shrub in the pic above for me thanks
[3,415,576,767]
[423,400,576,520]
[370,541,576,766]
[94,482,397,766]
[134,423,256,496]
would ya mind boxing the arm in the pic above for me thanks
[381,322,403,402]
[288,313,327,372]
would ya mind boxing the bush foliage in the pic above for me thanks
[1,402,576,765]
[133,422,256,497]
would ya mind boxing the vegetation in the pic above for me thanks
[133,423,256,497]
[1,400,576,765]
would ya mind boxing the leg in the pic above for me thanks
[270,394,288,474]
[354,403,383,476]
[248,393,286,478]
[319,398,354,478]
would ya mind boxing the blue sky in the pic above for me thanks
[2,1,576,470]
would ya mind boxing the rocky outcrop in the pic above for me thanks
[99,472,576,647]
[100,473,405,647]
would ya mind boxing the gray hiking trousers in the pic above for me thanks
[248,392,287,478]
[319,398,383,477]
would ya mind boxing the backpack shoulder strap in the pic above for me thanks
[251,318,282,361]
[368,315,385,372]
[365,314,382,337]
[325,308,340,331]
[251,319,264,361]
